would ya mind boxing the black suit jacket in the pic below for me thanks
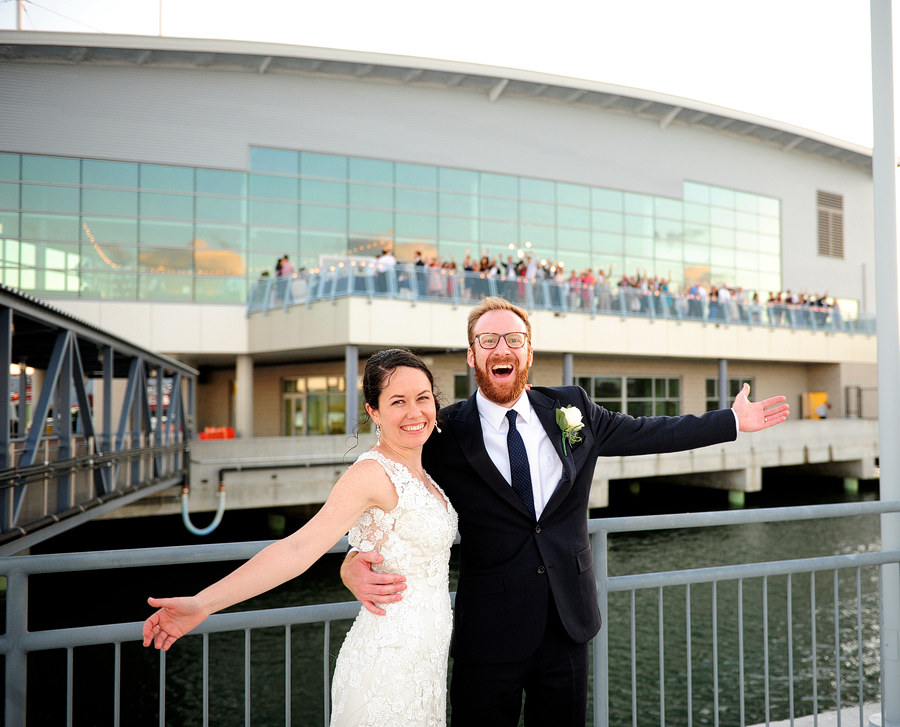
[422,385,737,664]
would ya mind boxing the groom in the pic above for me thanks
[342,296,789,726]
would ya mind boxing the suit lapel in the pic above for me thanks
[528,389,576,520]
[449,393,534,517]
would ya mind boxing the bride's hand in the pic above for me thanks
[142,596,209,651]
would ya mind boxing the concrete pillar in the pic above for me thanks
[345,345,359,436]
[234,354,253,438]
[718,359,728,410]
[563,352,574,386]
[30,369,44,432]
[871,2,900,721]
[468,367,476,397]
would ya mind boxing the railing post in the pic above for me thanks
[593,528,609,727]
[5,567,28,727]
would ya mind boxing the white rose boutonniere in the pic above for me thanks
[556,405,584,455]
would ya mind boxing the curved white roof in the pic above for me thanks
[0,30,873,171]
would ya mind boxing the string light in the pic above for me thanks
[82,223,121,268]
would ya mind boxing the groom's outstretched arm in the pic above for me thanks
[341,550,407,616]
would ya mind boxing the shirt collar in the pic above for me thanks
[476,389,533,432]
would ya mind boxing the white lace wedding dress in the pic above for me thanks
[330,451,458,727]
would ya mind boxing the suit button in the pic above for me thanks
[536,565,546,575]
[534,525,542,533]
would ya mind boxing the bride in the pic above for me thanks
[142,348,457,727]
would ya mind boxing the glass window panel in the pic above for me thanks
[80,241,138,271]
[22,156,79,184]
[82,216,138,245]
[655,239,683,262]
[194,275,247,303]
[306,393,326,435]
[140,164,194,192]
[735,231,758,251]
[735,250,758,270]
[42,269,70,293]
[558,228,589,251]
[301,204,346,231]
[759,216,780,236]
[711,269,736,288]
[20,241,35,266]
[710,187,735,209]
[139,274,194,301]
[595,377,622,398]
[592,232,623,256]
[480,173,517,197]
[251,147,299,175]
[521,224,554,247]
[624,215,653,237]
[669,379,680,398]
[557,183,589,207]
[736,271,759,291]
[481,220,517,244]
[250,174,299,201]
[711,227,735,247]
[251,200,298,227]
[0,183,19,209]
[624,193,653,216]
[81,188,138,217]
[482,197,517,221]
[627,401,652,417]
[759,197,780,218]
[395,163,437,189]
[557,206,590,229]
[439,192,477,217]
[395,213,437,238]
[249,227,298,252]
[196,195,246,224]
[654,218,682,240]
[195,247,244,276]
[140,192,193,220]
[301,152,347,180]
[624,257,655,279]
[735,212,758,232]
[624,237,653,258]
[349,158,392,184]
[349,183,392,209]
[396,188,437,213]
[683,182,709,204]
[684,243,710,264]
[0,211,20,237]
[82,159,138,189]
[520,201,554,225]
[710,207,735,229]
[627,377,653,398]
[249,253,288,278]
[348,208,392,234]
[138,247,194,274]
[79,271,138,299]
[592,188,623,211]
[519,178,555,202]
[758,271,781,293]
[683,203,710,224]
[301,179,347,205]
[139,219,194,246]
[439,168,478,193]
[655,197,682,220]
[758,234,780,256]
[21,185,80,213]
[560,251,590,273]
[654,378,667,398]
[439,216,478,241]
[593,211,623,233]
[195,223,246,250]
[735,192,758,213]
[395,238,437,262]
[683,224,710,244]
[758,253,781,275]
[710,247,735,267]
[21,213,79,241]
[655,401,680,416]
[0,153,19,181]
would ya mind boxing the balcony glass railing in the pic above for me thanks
[248,261,875,335]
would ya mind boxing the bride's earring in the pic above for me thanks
[375,422,382,443]
[434,423,442,433]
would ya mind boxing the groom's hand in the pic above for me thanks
[340,550,407,616]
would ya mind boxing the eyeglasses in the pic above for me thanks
[472,332,528,349]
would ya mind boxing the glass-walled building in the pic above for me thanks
[0,147,781,303]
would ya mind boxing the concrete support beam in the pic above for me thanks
[345,344,359,436]
[234,354,253,438]
[655,467,762,493]
[718,359,728,410]
[563,353,574,386]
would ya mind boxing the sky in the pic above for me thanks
[0,0,876,148]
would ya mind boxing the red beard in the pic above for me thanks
[473,358,530,405]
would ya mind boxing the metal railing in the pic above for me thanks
[2,500,897,726]
[248,262,876,335]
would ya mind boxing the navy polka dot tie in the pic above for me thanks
[506,410,536,519]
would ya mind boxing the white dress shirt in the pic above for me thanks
[475,390,563,520]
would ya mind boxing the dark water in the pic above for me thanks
[20,473,882,726]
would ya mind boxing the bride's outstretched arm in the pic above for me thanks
[143,460,396,651]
